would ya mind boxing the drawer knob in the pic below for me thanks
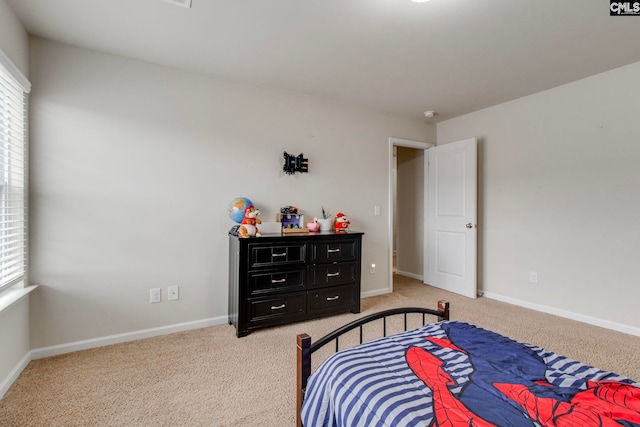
[272,252,287,257]
[271,304,286,310]
[327,272,340,277]
[326,296,340,301]
[327,248,341,253]
[271,278,286,283]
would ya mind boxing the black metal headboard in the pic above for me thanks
[296,301,450,427]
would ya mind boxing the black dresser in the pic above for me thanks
[228,231,363,337]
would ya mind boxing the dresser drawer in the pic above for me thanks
[248,292,306,325]
[308,285,355,314]
[310,239,358,263]
[248,268,306,296]
[309,262,356,288]
[249,243,306,268]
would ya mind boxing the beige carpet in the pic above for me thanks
[1,275,639,426]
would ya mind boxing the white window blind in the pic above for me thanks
[0,52,29,293]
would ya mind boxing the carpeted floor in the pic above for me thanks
[1,275,639,426]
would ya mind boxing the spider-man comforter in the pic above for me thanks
[301,321,640,426]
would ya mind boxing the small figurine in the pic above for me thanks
[280,205,298,215]
[238,205,262,238]
[307,218,320,232]
[334,212,350,231]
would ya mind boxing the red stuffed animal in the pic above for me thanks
[333,212,350,231]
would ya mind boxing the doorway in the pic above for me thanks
[388,137,478,297]
[388,138,433,293]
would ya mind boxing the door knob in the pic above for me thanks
[466,223,474,229]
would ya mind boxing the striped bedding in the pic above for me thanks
[300,321,640,427]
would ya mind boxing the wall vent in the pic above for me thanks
[164,0,192,8]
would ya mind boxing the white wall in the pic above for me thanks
[0,0,30,395]
[438,61,640,332]
[0,0,28,75]
[28,37,432,348]
[0,300,30,396]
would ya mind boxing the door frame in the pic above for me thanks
[388,137,434,293]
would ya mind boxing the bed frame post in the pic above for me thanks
[296,333,311,427]
[438,300,450,321]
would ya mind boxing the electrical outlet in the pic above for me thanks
[529,271,538,284]
[150,288,161,303]
[168,285,179,301]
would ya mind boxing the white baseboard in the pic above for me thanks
[483,291,640,337]
[31,315,228,360]
[0,351,31,399]
[394,270,424,281]
[361,288,392,298]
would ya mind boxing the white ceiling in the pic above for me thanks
[7,0,640,122]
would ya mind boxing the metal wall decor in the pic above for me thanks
[283,152,309,175]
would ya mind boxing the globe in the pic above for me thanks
[228,197,253,223]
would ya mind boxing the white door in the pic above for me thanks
[426,138,477,298]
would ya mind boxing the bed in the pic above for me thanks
[296,301,640,427]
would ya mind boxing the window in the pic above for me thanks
[0,50,30,293]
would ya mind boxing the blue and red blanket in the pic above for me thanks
[301,321,640,426]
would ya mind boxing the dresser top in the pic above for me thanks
[228,229,364,241]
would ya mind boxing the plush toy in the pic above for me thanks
[238,205,262,238]
[307,218,320,232]
[334,212,350,231]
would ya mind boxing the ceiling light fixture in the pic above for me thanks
[424,110,435,118]
[412,0,431,3]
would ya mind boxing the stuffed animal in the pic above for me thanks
[307,218,320,232]
[334,212,350,231]
[238,205,262,238]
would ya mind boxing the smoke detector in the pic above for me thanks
[164,0,192,8]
